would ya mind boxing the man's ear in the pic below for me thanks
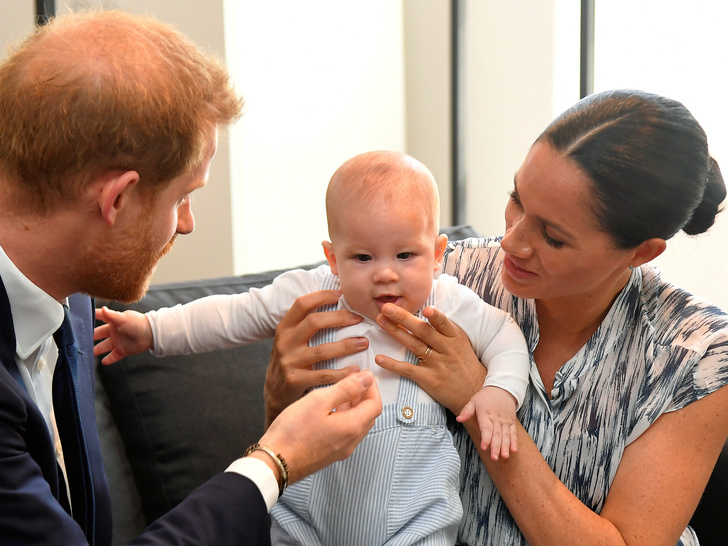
[98,171,140,226]
[630,237,667,268]
[434,233,448,270]
[322,241,338,275]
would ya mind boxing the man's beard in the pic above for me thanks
[78,227,177,304]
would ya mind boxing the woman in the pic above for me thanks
[265,90,728,544]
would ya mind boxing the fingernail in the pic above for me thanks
[357,370,373,387]
[377,316,394,330]
[382,304,395,317]
[353,337,368,349]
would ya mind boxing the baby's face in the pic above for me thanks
[325,204,446,321]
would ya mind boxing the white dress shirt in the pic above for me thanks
[0,244,68,491]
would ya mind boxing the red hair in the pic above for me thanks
[0,10,243,214]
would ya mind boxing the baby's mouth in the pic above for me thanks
[375,295,402,308]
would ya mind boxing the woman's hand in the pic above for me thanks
[374,303,486,414]
[264,289,369,427]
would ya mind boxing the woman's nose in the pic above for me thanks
[501,216,532,258]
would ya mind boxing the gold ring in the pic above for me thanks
[418,346,433,363]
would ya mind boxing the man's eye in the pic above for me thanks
[355,255,372,262]
[508,189,521,206]
[397,252,412,260]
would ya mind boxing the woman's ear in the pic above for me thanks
[98,171,140,226]
[434,234,449,270]
[631,237,667,267]
[322,241,338,275]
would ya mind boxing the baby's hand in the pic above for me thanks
[457,386,518,461]
[93,306,154,365]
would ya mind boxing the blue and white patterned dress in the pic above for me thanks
[443,237,728,546]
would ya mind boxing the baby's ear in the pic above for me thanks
[434,234,448,270]
[322,241,339,275]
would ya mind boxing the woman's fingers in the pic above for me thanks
[277,290,366,365]
[265,289,368,426]
[375,303,486,414]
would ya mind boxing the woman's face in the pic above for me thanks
[500,141,634,304]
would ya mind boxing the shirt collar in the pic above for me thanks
[0,244,65,359]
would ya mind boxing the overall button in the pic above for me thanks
[402,407,414,419]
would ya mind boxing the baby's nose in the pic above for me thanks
[373,265,398,283]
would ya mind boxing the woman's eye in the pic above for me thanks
[355,254,372,262]
[543,229,565,249]
[397,252,412,260]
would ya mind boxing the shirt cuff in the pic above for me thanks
[225,456,279,512]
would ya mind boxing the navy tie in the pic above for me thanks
[53,306,96,544]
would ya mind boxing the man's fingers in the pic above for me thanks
[324,370,377,410]
[310,365,361,387]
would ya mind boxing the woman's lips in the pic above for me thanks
[375,295,402,309]
[503,255,537,280]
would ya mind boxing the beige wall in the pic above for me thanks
[0,0,560,284]
[0,1,559,282]
[0,4,34,50]
[403,0,452,227]
[223,0,407,275]
[3,2,727,308]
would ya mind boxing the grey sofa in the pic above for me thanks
[93,225,727,545]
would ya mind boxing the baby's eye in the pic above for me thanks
[397,252,412,260]
[355,254,372,262]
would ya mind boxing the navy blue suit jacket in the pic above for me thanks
[0,279,271,545]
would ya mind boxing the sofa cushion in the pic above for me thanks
[97,270,289,524]
[96,225,482,526]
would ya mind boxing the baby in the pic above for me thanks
[94,150,529,545]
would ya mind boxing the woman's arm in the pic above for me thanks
[264,289,369,427]
[461,383,728,546]
[375,302,728,545]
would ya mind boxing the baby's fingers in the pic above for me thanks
[487,421,503,461]
[101,351,124,366]
[93,323,111,341]
[494,422,518,460]
[456,400,476,423]
[506,422,518,456]
[93,337,113,357]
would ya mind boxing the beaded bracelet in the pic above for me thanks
[243,443,289,496]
